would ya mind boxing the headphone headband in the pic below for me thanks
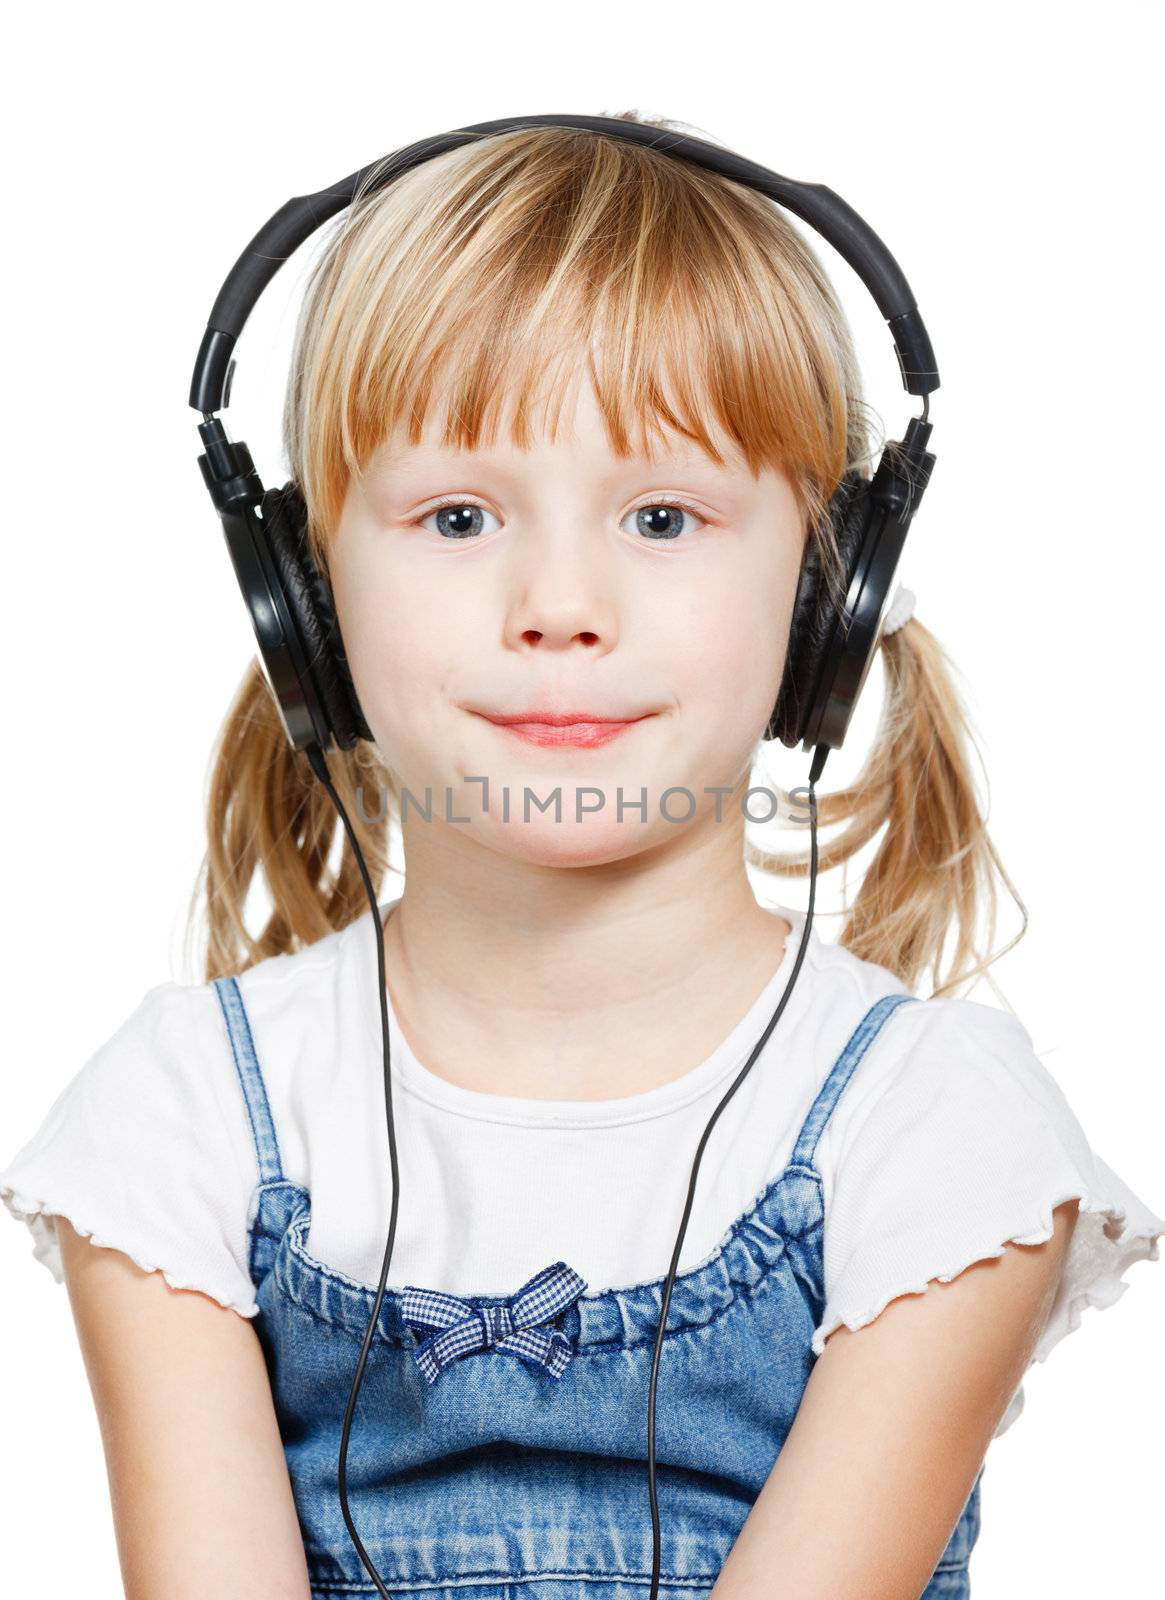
[188,112,939,417]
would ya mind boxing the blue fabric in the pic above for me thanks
[212,976,985,1599]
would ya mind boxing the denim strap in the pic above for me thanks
[211,975,286,1188]
[789,991,919,1171]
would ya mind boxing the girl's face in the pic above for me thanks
[330,377,805,869]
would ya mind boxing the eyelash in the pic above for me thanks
[414,494,710,539]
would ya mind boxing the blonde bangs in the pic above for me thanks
[282,123,870,569]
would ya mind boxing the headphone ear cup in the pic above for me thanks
[768,470,872,747]
[260,482,373,751]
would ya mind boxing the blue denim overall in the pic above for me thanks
[212,977,985,1599]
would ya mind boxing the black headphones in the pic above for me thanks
[190,112,937,787]
[188,114,940,1600]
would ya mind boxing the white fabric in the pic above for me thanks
[2,894,1162,1442]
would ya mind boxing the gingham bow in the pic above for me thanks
[400,1260,588,1385]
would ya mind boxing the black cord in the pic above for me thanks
[306,743,401,1600]
[304,740,827,1600]
[645,751,823,1600]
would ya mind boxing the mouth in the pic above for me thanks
[471,709,658,749]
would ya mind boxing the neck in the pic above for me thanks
[378,812,795,1101]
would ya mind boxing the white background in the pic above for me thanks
[1,0,1161,1592]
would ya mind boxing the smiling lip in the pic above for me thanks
[473,709,656,748]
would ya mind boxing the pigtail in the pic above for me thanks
[749,612,1028,999]
[185,661,398,982]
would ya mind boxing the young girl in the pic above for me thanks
[2,112,1161,1600]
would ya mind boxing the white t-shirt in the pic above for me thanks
[3,894,1162,1442]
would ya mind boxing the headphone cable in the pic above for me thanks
[306,744,401,1600]
[645,747,824,1599]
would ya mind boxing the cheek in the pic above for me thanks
[330,548,464,748]
[662,557,797,736]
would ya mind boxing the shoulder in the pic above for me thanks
[794,945,1062,1160]
[808,987,1165,1407]
[1,904,368,1318]
[20,977,250,1150]
[0,973,258,1200]
[821,990,1090,1176]
[218,911,367,1102]
[0,979,265,1314]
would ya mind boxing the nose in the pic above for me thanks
[504,527,618,654]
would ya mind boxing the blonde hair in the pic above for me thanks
[188,110,1026,999]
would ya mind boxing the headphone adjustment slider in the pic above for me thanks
[196,417,265,515]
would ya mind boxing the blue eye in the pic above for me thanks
[623,502,708,541]
[418,501,502,540]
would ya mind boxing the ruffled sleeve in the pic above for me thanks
[0,980,261,1318]
[814,997,1165,1436]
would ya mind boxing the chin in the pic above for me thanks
[482,816,657,870]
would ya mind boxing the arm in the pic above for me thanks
[57,1216,313,1600]
[711,1197,1080,1600]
